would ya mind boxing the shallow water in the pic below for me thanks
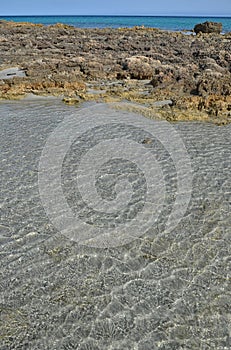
[0,99,230,349]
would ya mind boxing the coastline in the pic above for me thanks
[1,15,231,31]
[1,19,231,350]
[0,20,230,124]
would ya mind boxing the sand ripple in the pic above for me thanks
[0,100,230,349]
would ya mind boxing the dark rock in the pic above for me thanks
[196,73,231,96]
[194,21,222,35]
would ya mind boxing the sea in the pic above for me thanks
[1,14,231,350]
[0,15,231,32]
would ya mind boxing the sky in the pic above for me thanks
[0,0,231,16]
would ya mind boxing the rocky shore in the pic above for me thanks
[0,20,231,124]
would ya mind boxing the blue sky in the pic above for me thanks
[1,0,231,16]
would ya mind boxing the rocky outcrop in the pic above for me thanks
[196,73,231,97]
[0,21,230,123]
[121,56,159,79]
[194,21,222,34]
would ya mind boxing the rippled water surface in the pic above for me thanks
[0,99,230,349]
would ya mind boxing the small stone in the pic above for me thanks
[142,138,153,144]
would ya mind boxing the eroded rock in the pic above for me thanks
[194,21,222,35]
[0,21,230,123]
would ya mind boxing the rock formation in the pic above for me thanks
[0,21,230,124]
[194,21,222,34]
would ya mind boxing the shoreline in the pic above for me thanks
[1,20,231,350]
[0,20,230,124]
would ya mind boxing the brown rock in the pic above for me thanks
[0,21,230,123]
[122,56,156,79]
[194,21,222,35]
[196,73,231,96]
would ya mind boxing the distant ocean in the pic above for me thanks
[1,15,231,32]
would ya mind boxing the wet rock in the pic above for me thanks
[141,138,153,144]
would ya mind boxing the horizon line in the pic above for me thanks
[1,14,231,17]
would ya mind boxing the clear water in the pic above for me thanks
[0,99,230,349]
[0,15,231,32]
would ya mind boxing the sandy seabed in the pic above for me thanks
[0,98,230,349]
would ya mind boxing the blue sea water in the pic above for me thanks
[0,15,231,32]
